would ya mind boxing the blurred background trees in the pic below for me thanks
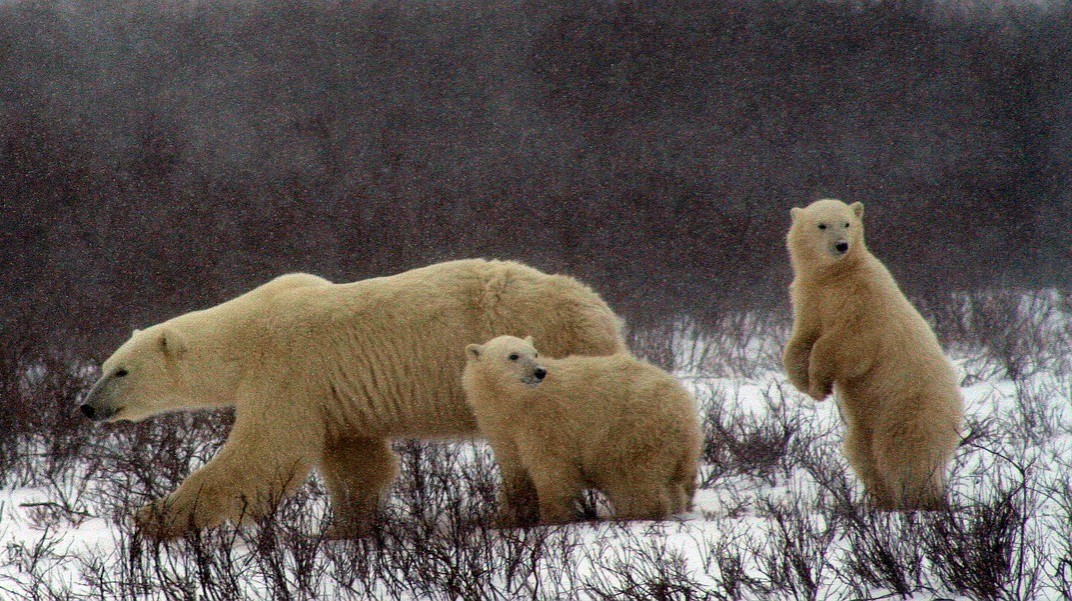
[1,0,1069,356]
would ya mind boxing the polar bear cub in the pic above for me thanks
[783,199,964,510]
[462,335,701,525]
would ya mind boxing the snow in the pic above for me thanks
[0,336,1069,599]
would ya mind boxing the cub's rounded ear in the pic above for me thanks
[133,328,142,336]
[790,207,802,222]
[523,335,534,345]
[466,344,483,360]
[159,328,188,359]
[851,201,864,219]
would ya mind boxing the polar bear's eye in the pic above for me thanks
[818,223,827,230]
[509,354,519,361]
[114,368,128,378]
[844,222,850,228]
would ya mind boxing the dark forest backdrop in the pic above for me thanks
[2,0,1070,356]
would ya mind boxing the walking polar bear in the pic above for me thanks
[462,335,701,525]
[783,199,964,510]
[80,259,625,538]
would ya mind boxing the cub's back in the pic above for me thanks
[542,354,694,415]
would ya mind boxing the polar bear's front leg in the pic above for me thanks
[783,328,818,394]
[135,420,315,540]
[524,460,583,525]
[805,335,837,401]
[136,466,230,539]
[783,336,813,393]
[484,438,539,527]
[320,436,399,539]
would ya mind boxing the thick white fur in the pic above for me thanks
[783,199,964,510]
[463,335,701,525]
[84,259,625,538]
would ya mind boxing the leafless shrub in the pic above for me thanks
[700,391,796,487]
[838,510,929,599]
[85,412,232,525]
[922,491,1032,601]
[0,524,76,600]
[922,447,1044,601]
[582,531,715,601]
[1009,379,1063,448]
[0,337,95,488]
[20,469,94,530]
[681,314,790,378]
[629,314,788,378]
[702,532,764,601]
[750,495,837,601]
[953,289,1068,384]
[1044,458,1072,600]
[628,323,679,372]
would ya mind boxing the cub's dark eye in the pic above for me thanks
[818,223,827,230]
[533,353,538,358]
[114,368,128,378]
[509,354,519,361]
[844,222,850,228]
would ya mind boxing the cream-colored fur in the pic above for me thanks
[462,336,701,525]
[81,259,625,538]
[783,199,964,510]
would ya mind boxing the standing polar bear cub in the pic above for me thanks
[80,259,626,539]
[462,335,701,525]
[783,199,964,510]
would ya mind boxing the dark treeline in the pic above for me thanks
[2,0,1070,355]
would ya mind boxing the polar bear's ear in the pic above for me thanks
[523,335,534,345]
[132,328,141,336]
[466,344,482,360]
[790,207,802,222]
[158,328,188,359]
[851,202,864,219]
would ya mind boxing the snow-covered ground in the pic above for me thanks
[1,321,1069,600]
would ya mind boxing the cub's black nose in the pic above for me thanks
[533,367,547,381]
[835,241,849,253]
[80,404,96,419]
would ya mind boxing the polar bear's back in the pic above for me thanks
[271,259,625,438]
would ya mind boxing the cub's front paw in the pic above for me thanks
[807,380,833,402]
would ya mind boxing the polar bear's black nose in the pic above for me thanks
[835,241,849,253]
[533,367,547,381]
[79,404,96,419]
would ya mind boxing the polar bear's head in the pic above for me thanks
[80,318,242,423]
[788,198,865,269]
[465,335,547,390]
[79,272,330,423]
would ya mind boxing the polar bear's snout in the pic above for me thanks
[80,399,118,421]
[521,365,547,388]
[835,241,849,254]
[79,374,120,421]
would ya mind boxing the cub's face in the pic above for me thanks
[788,198,865,267]
[465,335,547,390]
[81,324,237,422]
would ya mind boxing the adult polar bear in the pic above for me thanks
[80,259,626,539]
